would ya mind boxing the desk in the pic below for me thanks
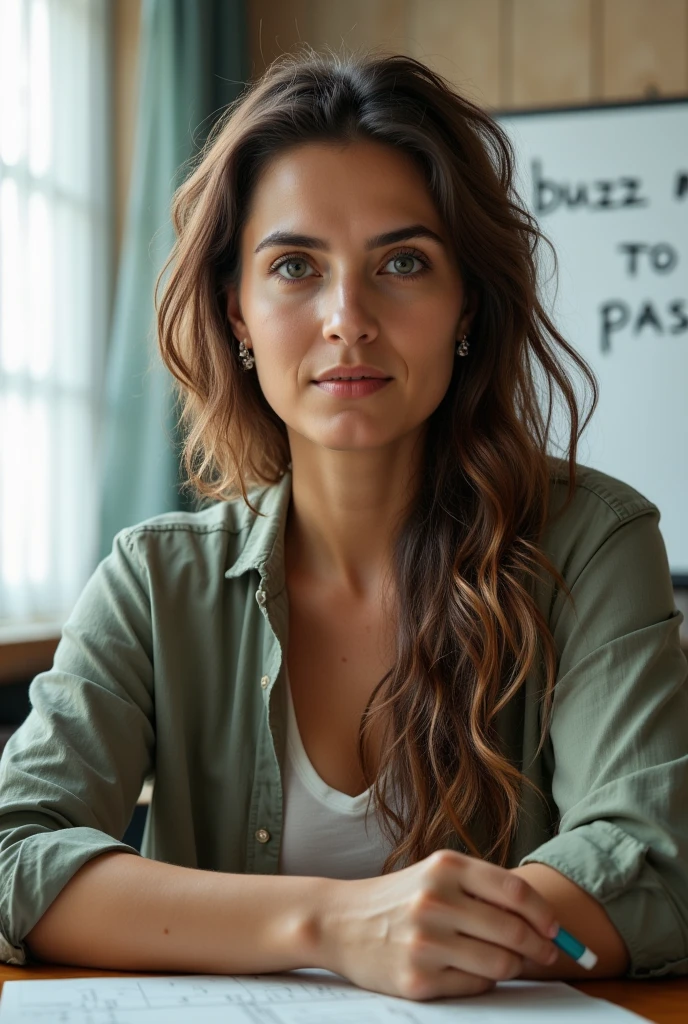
[0,965,687,1021]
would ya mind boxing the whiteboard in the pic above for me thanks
[497,99,688,582]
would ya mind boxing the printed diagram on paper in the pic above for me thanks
[0,970,651,1023]
[6,972,378,1023]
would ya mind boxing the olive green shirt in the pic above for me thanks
[1,463,687,976]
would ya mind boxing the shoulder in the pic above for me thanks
[111,480,281,581]
[548,457,658,523]
[121,495,258,541]
[542,458,661,587]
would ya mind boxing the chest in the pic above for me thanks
[285,581,396,798]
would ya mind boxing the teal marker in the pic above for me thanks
[552,926,598,969]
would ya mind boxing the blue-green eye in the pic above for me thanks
[382,248,432,279]
[274,257,313,281]
[268,246,432,285]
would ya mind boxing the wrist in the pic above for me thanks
[288,876,348,973]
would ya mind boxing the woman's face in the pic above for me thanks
[227,139,476,454]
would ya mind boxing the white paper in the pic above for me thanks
[0,968,652,1023]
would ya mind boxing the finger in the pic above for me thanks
[400,962,496,1002]
[432,851,559,940]
[442,931,524,981]
[412,928,524,982]
[413,888,557,967]
[429,969,496,1001]
[453,892,558,966]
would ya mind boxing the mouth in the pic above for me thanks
[313,365,393,383]
[312,378,392,397]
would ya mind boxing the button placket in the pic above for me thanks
[248,570,283,870]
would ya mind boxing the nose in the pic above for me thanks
[321,274,379,348]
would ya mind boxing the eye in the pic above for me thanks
[382,248,432,280]
[267,246,432,285]
[269,254,316,283]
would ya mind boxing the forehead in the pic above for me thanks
[243,140,441,240]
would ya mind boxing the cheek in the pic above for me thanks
[391,282,460,339]
[250,307,309,417]
[252,288,315,353]
[396,310,457,376]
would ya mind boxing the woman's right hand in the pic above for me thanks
[315,849,560,1001]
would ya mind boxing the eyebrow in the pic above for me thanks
[253,223,447,255]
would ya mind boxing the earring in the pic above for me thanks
[238,340,255,371]
[456,333,470,357]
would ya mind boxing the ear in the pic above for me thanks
[226,285,249,342]
[460,287,479,336]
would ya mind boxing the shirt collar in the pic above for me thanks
[224,468,293,594]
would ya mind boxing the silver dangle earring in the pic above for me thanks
[456,333,470,357]
[238,340,255,371]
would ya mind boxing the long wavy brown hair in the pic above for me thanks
[155,46,598,871]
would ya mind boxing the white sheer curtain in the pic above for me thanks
[0,0,112,632]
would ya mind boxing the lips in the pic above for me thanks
[314,378,392,397]
[313,365,392,383]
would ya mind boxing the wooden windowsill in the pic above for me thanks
[0,629,62,686]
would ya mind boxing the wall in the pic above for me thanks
[247,0,688,109]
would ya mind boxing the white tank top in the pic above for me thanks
[278,668,395,879]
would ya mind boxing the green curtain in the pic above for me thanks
[97,0,248,561]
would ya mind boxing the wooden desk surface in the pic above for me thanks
[0,965,687,1021]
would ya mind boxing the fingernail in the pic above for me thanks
[548,921,560,938]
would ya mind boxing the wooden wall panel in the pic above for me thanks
[407,0,501,107]
[601,0,688,99]
[306,0,408,59]
[248,0,311,74]
[247,0,502,106]
[247,0,688,109]
[511,0,594,107]
[248,0,409,77]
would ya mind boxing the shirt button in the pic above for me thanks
[255,588,267,606]
[260,675,270,689]
[255,828,270,843]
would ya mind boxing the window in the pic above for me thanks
[0,0,112,633]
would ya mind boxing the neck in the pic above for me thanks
[284,427,426,600]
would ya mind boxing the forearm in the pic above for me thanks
[510,863,630,980]
[25,851,329,974]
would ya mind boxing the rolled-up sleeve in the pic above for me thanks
[519,506,688,978]
[0,530,155,965]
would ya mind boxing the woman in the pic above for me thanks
[1,49,687,1001]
